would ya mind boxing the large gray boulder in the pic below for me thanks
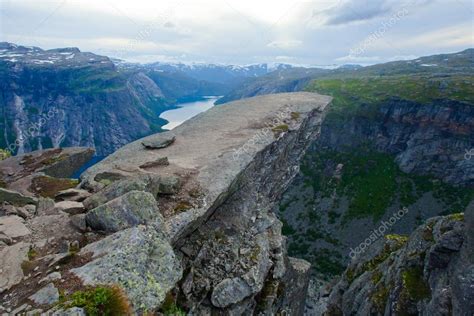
[83,174,181,210]
[85,190,160,233]
[141,133,175,149]
[71,225,182,313]
[0,242,30,293]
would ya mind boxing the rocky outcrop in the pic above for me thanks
[0,147,94,197]
[71,92,330,313]
[0,92,330,314]
[320,203,473,315]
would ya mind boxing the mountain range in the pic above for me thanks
[0,43,292,155]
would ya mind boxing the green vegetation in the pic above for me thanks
[402,267,431,301]
[160,292,186,316]
[67,68,126,94]
[448,212,464,221]
[271,124,289,136]
[299,148,474,222]
[28,247,38,261]
[0,148,11,161]
[281,218,296,235]
[62,285,132,316]
[306,75,474,120]
[371,283,389,313]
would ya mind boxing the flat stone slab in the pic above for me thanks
[54,201,85,215]
[0,242,30,292]
[0,215,31,238]
[80,93,331,240]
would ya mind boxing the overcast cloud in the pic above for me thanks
[0,0,472,65]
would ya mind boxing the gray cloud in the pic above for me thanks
[0,0,471,65]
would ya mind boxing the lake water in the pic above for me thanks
[160,96,220,130]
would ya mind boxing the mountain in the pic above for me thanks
[215,67,332,104]
[144,62,293,84]
[218,49,474,104]
[0,43,294,157]
[0,42,174,156]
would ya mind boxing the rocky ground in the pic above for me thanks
[0,92,331,315]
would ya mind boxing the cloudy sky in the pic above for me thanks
[0,0,472,65]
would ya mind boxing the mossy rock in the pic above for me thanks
[30,175,79,198]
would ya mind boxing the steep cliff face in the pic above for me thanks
[0,43,171,156]
[321,205,473,315]
[0,92,331,315]
[318,98,473,186]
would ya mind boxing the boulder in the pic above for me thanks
[36,198,56,216]
[71,226,182,313]
[69,214,87,232]
[0,188,36,206]
[55,189,91,202]
[54,201,85,215]
[0,215,31,239]
[28,283,60,305]
[85,191,160,233]
[83,178,148,210]
[141,133,175,149]
[83,175,181,210]
[0,242,30,292]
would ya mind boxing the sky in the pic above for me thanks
[0,0,472,66]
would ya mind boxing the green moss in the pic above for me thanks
[371,270,383,284]
[62,285,132,316]
[448,212,464,221]
[290,112,301,120]
[99,179,113,187]
[402,267,431,301]
[28,247,38,261]
[271,124,289,136]
[385,234,409,245]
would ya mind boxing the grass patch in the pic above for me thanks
[61,285,132,316]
